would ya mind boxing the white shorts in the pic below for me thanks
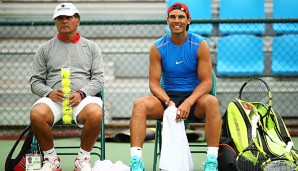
[32,96,103,128]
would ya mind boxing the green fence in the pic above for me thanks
[0,19,298,126]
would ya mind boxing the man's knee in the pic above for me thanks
[133,98,145,108]
[84,104,102,122]
[131,98,147,115]
[198,94,219,108]
[209,95,219,107]
[30,103,52,123]
[200,95,220,117]
[30,103,50,119]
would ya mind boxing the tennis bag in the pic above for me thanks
[218,137,238,171]
[5,124,42,171]
[222,98,298,170]
[252,101,298,162]
[222,99,266,169]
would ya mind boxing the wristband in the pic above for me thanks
[77,90,86,99]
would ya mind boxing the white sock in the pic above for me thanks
[43,148,57,160]
[207,147,219,157]
[78,147,91,158]
[130,147,142,158]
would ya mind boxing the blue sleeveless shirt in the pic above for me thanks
[154,33,206,92]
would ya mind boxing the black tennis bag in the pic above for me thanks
[218,137,239,171]
[5,124,42,171]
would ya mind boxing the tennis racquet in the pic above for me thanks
[239,78,272,119]
[261,155,297,171]
[261,156,298,171]
[236,147,268,171]
[260,136,297,171]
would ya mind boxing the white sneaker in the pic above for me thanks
[74,156,92,171]
[41,157,62,171]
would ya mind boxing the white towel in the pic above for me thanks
[92,160,113,171]
[110,161,130,171]
[159,106,194,171]
[92,160,130,171]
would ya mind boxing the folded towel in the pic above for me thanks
[159,106,194,171]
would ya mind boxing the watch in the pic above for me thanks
[77,90,86,99]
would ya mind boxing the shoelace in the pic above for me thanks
[42,158,59,171]
[202,160,217,170]
[131,158,143,170]
[75,157,91,169]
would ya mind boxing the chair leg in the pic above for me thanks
[100,96,105,160]
[101,116,105,160]
[153,121,161,171]
[158,122,162,155]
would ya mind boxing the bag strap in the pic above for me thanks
[5,124,32,170]
[272,110,292,144]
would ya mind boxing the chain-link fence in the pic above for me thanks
[0,19,298,129]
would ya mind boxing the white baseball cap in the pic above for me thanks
[53,3,80,19]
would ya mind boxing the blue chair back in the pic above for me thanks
[273,0,298,34]
[219,0,265,34]
[216,35,264,76]
[273,0,298,18]
[272,34,298,75]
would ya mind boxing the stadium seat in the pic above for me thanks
[219,0,265,35]
[166,0,213,35]
[273,0,298,34]
[272,34,298,75]
[216,35,264,76]
[152,70,217,171]
[31,90,105,160]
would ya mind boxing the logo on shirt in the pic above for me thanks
[175,61,183,64]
